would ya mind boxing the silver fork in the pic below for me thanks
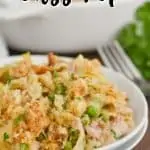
[97,40,150,96]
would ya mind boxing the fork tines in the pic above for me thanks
[97,40,143,82]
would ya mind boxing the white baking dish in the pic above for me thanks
[0,0,144,53]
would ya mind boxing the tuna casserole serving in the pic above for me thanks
[0,53,134,150]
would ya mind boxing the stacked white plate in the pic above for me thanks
[117,119,148,150]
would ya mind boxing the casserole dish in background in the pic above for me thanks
[0,0,144,53]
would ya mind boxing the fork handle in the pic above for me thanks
[136,80,150,97]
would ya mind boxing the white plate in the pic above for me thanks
[0,55,148,150]
[118,119,148,150]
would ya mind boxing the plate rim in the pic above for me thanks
[123,118,148,150]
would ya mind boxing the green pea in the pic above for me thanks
[75,96,82,100]
[82,114,90,125]
[99,111,109,122]
[48,93,55,102]
[53,70,59,78]
[55,83,66,95]
[86,105,98,118]
[3,132,9,141]
[68,128,79,147]
[20,143,29,150]
[14,114,25,126]
[63,141,72,150]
